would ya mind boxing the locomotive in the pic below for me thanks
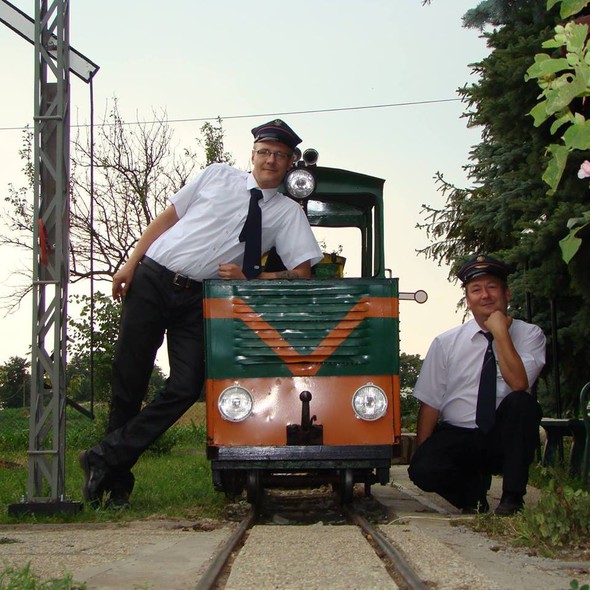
[204,149,422,503]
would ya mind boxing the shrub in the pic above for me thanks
[517,479,590,548]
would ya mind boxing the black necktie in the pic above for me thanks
[476,331,496,433]
[239,188,263,279]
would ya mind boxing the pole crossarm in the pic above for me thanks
[0,0,99,82]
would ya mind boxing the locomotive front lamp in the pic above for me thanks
[352,383,388,421]
[218,385,254,422]
[284,168,316,199]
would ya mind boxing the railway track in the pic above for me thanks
[196,487,429,590]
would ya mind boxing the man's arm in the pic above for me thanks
[112,205,179,300]
[485,310,529,391]
[415,402,440,446]
[258,260,311,279]
[218,260,312,280]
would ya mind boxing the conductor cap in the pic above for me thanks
[456,255,514,286]
[251,119,302,151]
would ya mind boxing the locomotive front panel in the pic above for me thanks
[204,279,400,450]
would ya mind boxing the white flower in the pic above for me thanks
[577,160,590,179]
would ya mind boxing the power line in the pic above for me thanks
[0,97,462,132]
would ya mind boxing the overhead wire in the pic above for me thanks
[0,97,462,132]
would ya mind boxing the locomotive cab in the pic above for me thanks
[204,151,400,504]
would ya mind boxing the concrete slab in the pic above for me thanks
[73,526,232,590]
[0,520,234,590]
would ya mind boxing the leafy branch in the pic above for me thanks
[525,0,590,262]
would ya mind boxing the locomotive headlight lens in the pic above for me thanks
[284,168,316,199]
[352,384,388,421]
[218,385,254,422]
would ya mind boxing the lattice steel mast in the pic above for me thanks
[1,0,98,513]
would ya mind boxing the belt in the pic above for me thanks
[140,256,201,290]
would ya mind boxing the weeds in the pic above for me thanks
[517,479,590,549]
[471,466,590,558]
[0,563,86,589]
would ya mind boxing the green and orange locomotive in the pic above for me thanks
[204,149,421,503]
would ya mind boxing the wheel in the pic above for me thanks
[221,470,244,499]
[246,470,262,505]
[339,469,354,504]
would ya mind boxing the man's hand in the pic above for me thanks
[484,310,512,336]
[484,310,528,391]
[112,262,136,300]
[218,263,246,280]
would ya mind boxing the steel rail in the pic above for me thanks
[343,504,430,590]
[195,508,256,590]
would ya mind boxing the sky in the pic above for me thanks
[0,0,491,370]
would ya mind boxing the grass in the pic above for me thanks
[0,405,228,524]
[0,563,86,589]
[0,405,229,587]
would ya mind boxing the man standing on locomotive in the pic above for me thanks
[79,119,323,508]
[407,255,546,515]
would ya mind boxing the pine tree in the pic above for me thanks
[418,0,590,413]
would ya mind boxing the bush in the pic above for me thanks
[517,479,590,548]
[400,388,420,431]
[147,421,206,456]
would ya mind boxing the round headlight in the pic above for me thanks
[352,384,388,421]
[218,385,254,422]
[284,168,316,199]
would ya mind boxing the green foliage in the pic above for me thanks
[0,407,29,451]
[560,210,590,261]
[400,352,423,431]
[67,291,167,405]
[570,579,590,590]
[550,0,590,18]
[0,563,85,590]
[198,117,235,167]
[67,292,121,403]
[0,357,30,409]
[525,1,590,262]
[517,478,590,547]
[418,0,590,413]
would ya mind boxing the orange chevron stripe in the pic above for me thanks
[204,296,398,376]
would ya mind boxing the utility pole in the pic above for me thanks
[1,0,98,515]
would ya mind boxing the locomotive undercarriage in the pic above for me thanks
[208,445,394,504]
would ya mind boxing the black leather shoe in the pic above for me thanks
[495,493,524,516]
[105,489,131,510]
[79,450,110,508]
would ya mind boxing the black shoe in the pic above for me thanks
[495,492,524,516]
[461,498,489,515]
[105,489,131,510]
[79,450,110,508]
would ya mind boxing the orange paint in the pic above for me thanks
[206,374,399,447]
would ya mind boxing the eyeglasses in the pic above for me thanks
[253,148,293,162]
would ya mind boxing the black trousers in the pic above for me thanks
[407,391,542,509]
[92,259,205,490]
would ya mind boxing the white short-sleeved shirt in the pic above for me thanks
[146,163,323,280]
[413,318,546,428]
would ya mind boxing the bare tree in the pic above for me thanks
[69,100,201,283]
[1,101,232,309]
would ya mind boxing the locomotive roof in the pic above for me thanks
[297,166,385,229]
